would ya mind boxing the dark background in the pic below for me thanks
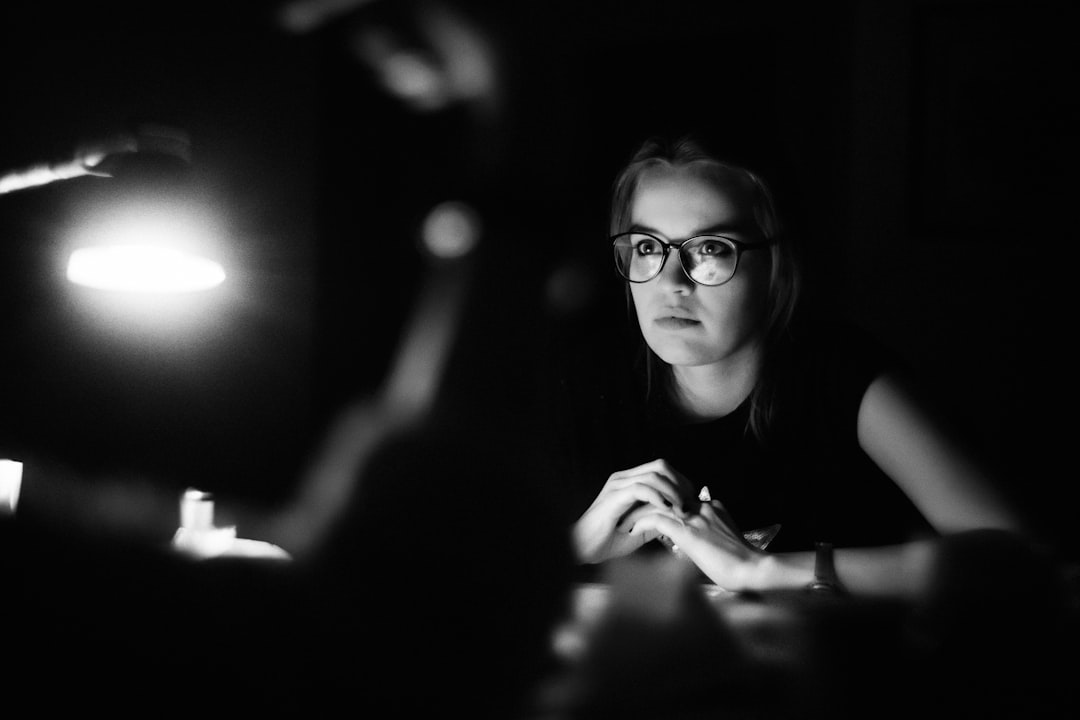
[0,0,1076,553]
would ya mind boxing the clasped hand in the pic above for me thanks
[572,458,765,590]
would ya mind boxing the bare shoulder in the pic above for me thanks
[857,372,936,437]
[856,371,1022,532]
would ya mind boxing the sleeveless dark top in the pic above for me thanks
[540,320,935,555]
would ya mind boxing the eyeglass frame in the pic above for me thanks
[610,230,773,287]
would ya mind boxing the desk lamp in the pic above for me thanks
[0,123,226,294]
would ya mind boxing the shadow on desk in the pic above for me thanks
[3,458,1079,719]
[0,421,575,718]
[524,536,1080,720]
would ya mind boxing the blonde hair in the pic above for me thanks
[609,135,802,442]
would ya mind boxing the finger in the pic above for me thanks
[606,458,672,481]
[603,473,687,511]
[606,465,646,484]
[619,502,680,530]
[650,461,698,505]
[700,500,738,527]
[647,458,696,492]
[692,504,747,543]
[611,483,683,516]
[597,483,683,532]
[608,458,693,492]
[628,512,686,541]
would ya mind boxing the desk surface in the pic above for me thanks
[527,569,1079,720]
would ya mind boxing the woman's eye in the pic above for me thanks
[698,240,732,257]
[635,241,660,256]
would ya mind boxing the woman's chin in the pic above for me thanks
[650,344,716,367]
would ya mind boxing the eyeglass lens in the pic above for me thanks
[614,233,738,285]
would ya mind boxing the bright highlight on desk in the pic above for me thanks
[0,459,22,516]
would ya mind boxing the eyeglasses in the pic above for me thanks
[611,231,771,287]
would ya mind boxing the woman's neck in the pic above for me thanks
[671,341,763,421]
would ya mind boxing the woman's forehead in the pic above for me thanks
[632,164,754,228]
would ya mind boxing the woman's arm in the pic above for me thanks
[635,512,1025,599]
[573,459,698,564]
[747,540,937,597]
[627,371,1034,596]
[631,502,941,597]
[856,371,1023,533]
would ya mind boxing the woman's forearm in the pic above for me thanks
[754,530,1045,601]
[746,540,938,598]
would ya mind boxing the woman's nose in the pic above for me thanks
[656,249,693,293]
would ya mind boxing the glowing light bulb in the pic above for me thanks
[66,245,225,293]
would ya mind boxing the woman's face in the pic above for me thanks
[628,164,771,369]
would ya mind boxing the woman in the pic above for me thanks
[567,135,1029,597]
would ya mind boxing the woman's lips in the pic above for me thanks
[655,316,700,329]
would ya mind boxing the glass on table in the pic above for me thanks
[0,459,23,516]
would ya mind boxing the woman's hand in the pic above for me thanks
[572,459,696,564]
[629,498,767,591]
